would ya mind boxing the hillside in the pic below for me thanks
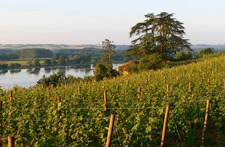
[0,55,225,146]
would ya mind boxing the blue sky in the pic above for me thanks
[0,0,225,44]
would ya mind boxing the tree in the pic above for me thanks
[127,12,191,60]
[100,39,116,67]
[94,63,108,81]
[14,48,53,59]
[37,72,67,87]
[9,63,21,68]
[138,53,163,70]
[58,55,66,65]
[0,64,8,69]
[27,59,33,66]
[175,51,187,60]
[44,59,51,65]
[94,39,118,81]
[199,48,214,56]
[34,58,41,66]
[51,58,57,65]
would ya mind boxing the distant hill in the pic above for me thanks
[0,44,224,52]
[0,49,14,55]
[191,44,225,51]
[0,44,130,51]
[0,44,100,50]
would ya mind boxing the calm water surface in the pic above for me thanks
[0,64,121,89]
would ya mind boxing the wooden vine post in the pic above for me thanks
[161,104,170,147]
[78,86,81,96]
[104,90,107,112]
[47,87,50,99]
[106,114,115,147]
[189,82,192,92]
[8,136,15,147]
[138,87,141,100]
[58,96,61,110]
[9,91,13,105]
[166,84,169,97]
[201,99,210,145]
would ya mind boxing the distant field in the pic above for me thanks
[0,59,46,66]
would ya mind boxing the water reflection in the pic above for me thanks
[58,67,66,73]
[26,68,41,74]
[0,64,121,89]
[44,67,51,73]
[84,68,92,74]
[10,69,21,73]
[0,70,8,75]
[33,68,41,75]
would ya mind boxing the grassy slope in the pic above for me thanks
[0,55,225,146]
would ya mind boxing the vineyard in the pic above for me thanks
[1,55,225,146]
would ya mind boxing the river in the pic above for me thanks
[0,64,121,89]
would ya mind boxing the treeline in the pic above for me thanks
[55,49,132,62]
[14,48,53,58]
[0,63,21,69]
[0,48,132,63]
[0,53,18,60]
[0,48,52,60]
[55,48,101,55]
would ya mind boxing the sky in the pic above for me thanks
[0,0,225,45]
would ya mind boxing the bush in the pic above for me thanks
[9,63,21,68]
[44,59,51,65]
[0,64,8,69]
[138,53,163,70]
[175,51,187,61]
[38,72,67,87]
[34,58,41,66]
[94,63,118,81]
[38,72,91,87]
[118,61,139,75]
[94,63,108,81]
[199,48,214,56]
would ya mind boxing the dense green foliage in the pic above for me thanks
[118,61,139,74]
[34,58,41,66]
[138,53,163,70]
[58,55,66,65]
[0,53,18,61]
[127,12,191,60]
[14,48,53,59]
[94,39,118,81]
[175,51,189,61]
[44,59,51,65]
[199,48,215,56]
[37,72,67,87]
[9,63,21,68]
[55,48,132,63]
[94,63,118,81]
[0,64,8,69]
[100,39,116,67]
[0,55,225,146]
[94,63,108,81]
[68,53,91,64]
